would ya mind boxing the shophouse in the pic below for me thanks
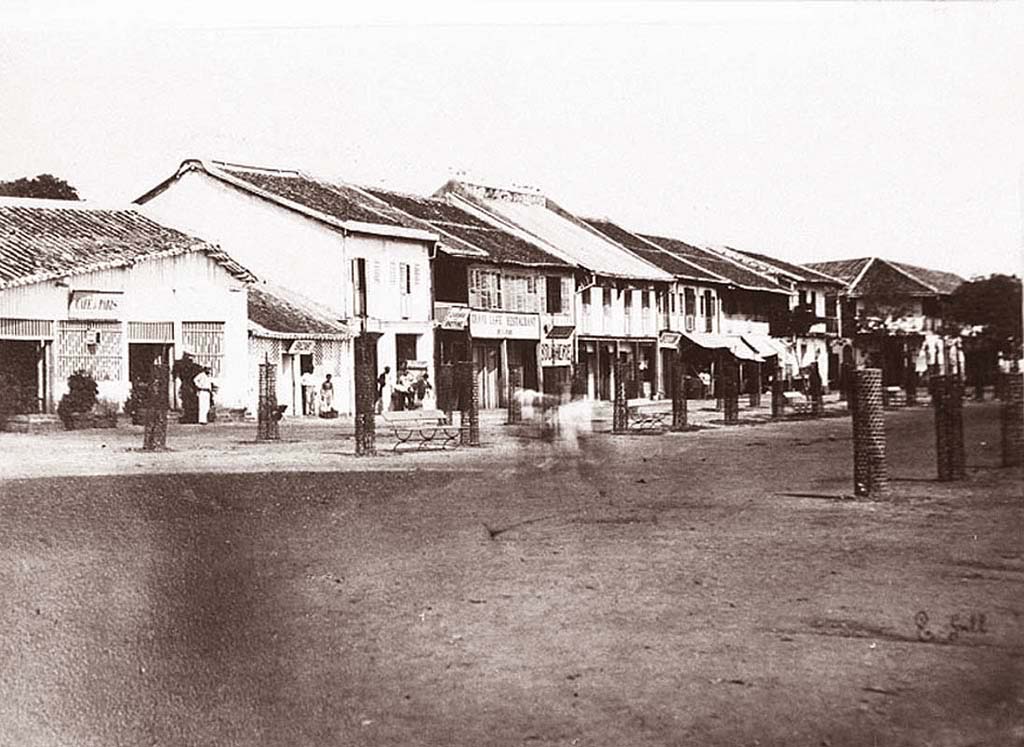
[804,257,964,385]
[136,159,439,412]
[434,181,675,401]
[358,187,576,407]
[710,246,843,385]
[247,283,351,416]
[0,198,254,417]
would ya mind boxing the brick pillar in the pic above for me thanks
[932,374,952,481]
[852,368,889,498]
[771,368,784,420]
[438,363,454,424]
[722,357,739,425]
[748,362,762,408]
[1001,372,1024,467]
[353,334,376,456]
[458,361,480,446]
[671,352,688,431]
[507,366,523,425]
[612,359,628,434]
[256,358,280,442]
[949,376,966,480]
[809,361,824,417]
[142,363,169,451]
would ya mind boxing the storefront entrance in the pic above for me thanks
[0,339,45,413]
[473,342,502,409]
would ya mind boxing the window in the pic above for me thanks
[546,275,563,314]
[582,287,591,308]
[704,290,715,316]
[824,294,838,317]
[684,288,696,316]
[670,292,676,314]
[641,291,650,309]
[470,269,502,310]
[351,258,367,317]
[399,263,412,295]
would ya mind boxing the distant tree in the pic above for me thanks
[947,274,1022,358]
[0,173,80,200]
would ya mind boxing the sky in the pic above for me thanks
[1,1,1022,279]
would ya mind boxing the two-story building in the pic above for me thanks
[136,159,439,415]
[435,181,676,401]
[0,198,254,419]
[711,246,843,386]
[359,187,577,407]
[804,257,964,386]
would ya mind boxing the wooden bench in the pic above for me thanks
[381,410,461,452]
[883,386,906,409]
[782,391,812,417]
[626,400,670,432]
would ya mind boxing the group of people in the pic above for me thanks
[376,366,434,413]
[299,371,336,418]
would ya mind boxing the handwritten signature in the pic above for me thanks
[914,610,988,643]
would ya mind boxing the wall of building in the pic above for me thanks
[0,252,248,410]
[576,284,663,339]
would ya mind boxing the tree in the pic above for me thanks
[0,173,80,200]
[947,274,1022,358]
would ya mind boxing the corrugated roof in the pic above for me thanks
[729,247,842,286]
[363,188,571,267]
[583,219,721,283]
[442,183,673,282]
[639,233,788,293]
[248,284,349,338]
[0,198,256,289]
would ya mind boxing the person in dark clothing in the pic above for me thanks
[376,366,391,414]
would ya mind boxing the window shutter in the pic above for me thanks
[414,263,422,287]
[373,259,381,284]
[389,261,397,285]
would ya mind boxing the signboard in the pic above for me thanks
[439,305,471,331]
[540,340,573,366]
[288,339,316,354]
[69,290,123,320]
[469,310,540,340]
[658,331,682,348]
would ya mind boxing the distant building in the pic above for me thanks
[0,197,254,416]
[361,187,576,407]
[136,159,440,410]
[804,257,964,384]
[436,180,675,401]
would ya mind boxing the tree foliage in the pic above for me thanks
[0,173,80,201]
[947,274,1022,356]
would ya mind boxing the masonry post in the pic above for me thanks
[1001,372,1024,468]
[852,368,889,498]
[353,333,376,456]
[671,351,688,431]
[612,358,628,434]
[142,362,169,451]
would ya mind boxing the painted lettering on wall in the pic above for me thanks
[470,311,540,340]
[69,291,123,320]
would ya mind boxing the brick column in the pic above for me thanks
[1001,372,1024,467]
[852,368,889,498]
[142,363,169,451]
[353,334,376,456]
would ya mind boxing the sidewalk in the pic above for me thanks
[0,393,855,481]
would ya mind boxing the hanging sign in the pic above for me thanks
[439,305,471,331]
[69,290,123,320]
[540,340,573,366]
[658,331,682,348]
[288,339,315,354]
[469,310,540,340]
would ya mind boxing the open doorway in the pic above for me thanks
[129,343,173,408]
[0,339,44,413]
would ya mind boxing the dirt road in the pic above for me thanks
[0,402,1021,746]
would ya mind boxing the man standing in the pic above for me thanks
[193,366,214,425]
[376,366,391,414]
[300,369,317,416]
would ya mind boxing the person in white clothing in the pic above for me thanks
[193,367,214,425]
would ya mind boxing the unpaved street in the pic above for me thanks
[0,403,1021,746]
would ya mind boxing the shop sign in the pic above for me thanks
[658,331,682,348]
[540,340,573,366]
[440,305,470,331]
[69,290,123,320]
[288,339,315,354]
[469,310,540,340]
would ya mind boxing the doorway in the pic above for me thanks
[129,342,174,408]
[395,334,419,371]
[0,339,44,413]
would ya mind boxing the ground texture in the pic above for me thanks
[0,402,1021,746]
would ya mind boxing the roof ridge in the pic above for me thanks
[209,159,302,176]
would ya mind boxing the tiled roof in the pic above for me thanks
[440,182,673,282]
[639,233,788,293]
[248,283,349,338]
[888,261,963,295]
[363,188,571,267]
[137,160,437,242]
[583,219,721,283]
[729,248,842,286]
[804,257,963,296]
[803,258,872,286]
[0,198,256,289]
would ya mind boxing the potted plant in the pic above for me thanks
[124,379,152,426]
[94,398,120,428]
[57,370,99,430]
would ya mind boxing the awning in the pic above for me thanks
[741,334,788,360]
[546,325,575,339]
[681,331,762,362]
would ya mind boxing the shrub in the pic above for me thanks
[124,379,151,424]
[0,372,36,416]
[57,370,99,428]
